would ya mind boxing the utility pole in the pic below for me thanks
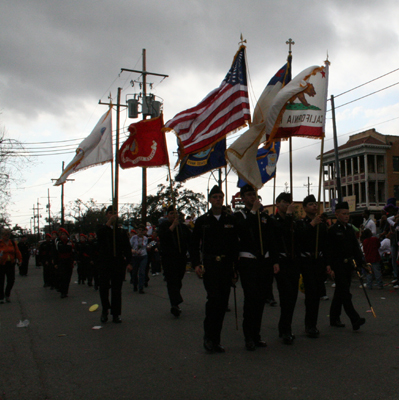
[52,161,74,227]
[31,201,42,241]
[99,50,168,224]
[304,177,313,195]
[120,49,168,224]
[41,189,57,233]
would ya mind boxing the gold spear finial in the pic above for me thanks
[239,33,247,46]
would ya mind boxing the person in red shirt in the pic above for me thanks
[0,228,23,303]
[361,228,383,289]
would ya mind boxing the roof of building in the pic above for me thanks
[323,135,387,156]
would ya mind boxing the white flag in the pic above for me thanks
[54,108,113,186]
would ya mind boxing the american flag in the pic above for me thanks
[165,46,250,158]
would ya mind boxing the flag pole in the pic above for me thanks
[112,87,122,256]
[272,170,277,215]
[167,164,181,253]
[256,189,264,256]
[225,165,228,207]
[315,136,325,258]
[315,59,330,258]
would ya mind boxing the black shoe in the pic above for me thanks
[170,306,181,317]
[330,319,346,328]
[245,340,256,351]
[282,333,295,344]
[203,339,215,352]
[133,286,138,292]
[352,317,366,331]
[305,326,320,338]
[60,294,68,298]
[255,340,267,348]
[269,300,278,307]
[101,313,108,323]
[139,289,145,294]
[112,316,122,323]
[213,344,225,353]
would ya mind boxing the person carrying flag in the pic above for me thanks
[234,184,279,351]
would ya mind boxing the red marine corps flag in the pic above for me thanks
[119,115,169,169]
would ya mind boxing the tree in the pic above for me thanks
[120,181,207,226]
[67,198,107,233]
[0,123,29,221]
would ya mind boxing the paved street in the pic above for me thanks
[1,259,399,400]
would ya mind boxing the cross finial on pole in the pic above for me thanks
[286,38,295,55]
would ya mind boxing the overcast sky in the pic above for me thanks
[2,0,399,230]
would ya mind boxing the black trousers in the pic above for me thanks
[58,263,73,296]
[202,263,232,345]
[99,261,125,316]
[299,259,326,328]
[275,259,300,335]
[162,255,186,307]
[0,262,16,300]
[330,267,360,323]
[42,261,52,286]
[238,257,273,342]
[19,256,30,276]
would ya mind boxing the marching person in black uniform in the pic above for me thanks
[272,192,300,344]
[97,206,132,323]
[191,185,239,353]
[39,233,54,288]
[54,228,74,299]
[158,205,191,317]
[86,233,99,289]
[295,194,330,338]
[18,235,30,276]
[326,201,366,330]
[76,233,89,285]
[234,184,279,351]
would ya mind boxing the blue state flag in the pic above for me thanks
[175,139,227,182]
[237,141,280,188]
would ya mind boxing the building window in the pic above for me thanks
[369,181,376,203]
[354,156,359,174]
[378,181,385,204]
[377,155,385,173]
[360,156,365,173]
[393,156,399,172]
[394,185,399,200]
[346,159,352,175]
[368,155,375,173]
[361,182,366,203]
[340,160,345,177]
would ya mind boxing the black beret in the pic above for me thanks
[106,205,114,214]
[209,185,224,198]
[276,192,292,203]
[303,194,316,207]
[335,201,349,211]
[240,184,255,197]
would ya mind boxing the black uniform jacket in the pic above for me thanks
[234,207,278,264]
[295,216,328,265]
[96,225,131,268]
[38,240,54,264]
[190,209,239,268]
[270,212,295,259]
[158,220,191,257]
[325,222,363,270]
